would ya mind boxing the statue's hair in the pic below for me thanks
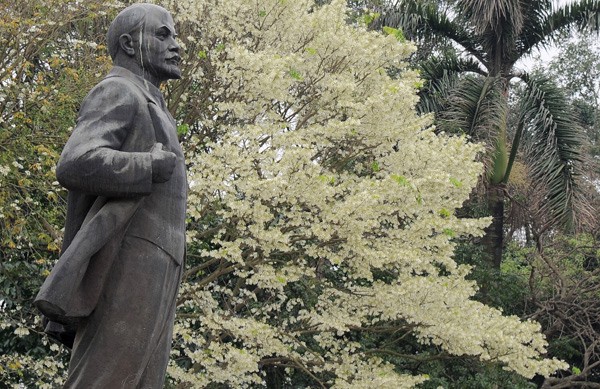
[106,3,168,60]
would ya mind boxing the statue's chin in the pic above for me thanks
[161,67,181,81]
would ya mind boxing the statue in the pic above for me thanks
[34,4,186,387]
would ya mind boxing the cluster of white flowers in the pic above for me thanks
[0,165,10,176]
[156,0,567,386]
[0,309,68,386]
[0,353,67,388]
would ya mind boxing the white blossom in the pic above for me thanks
[163,0,567,385]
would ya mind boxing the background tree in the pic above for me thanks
[0,0,119,385]
[544,33,600,179]
[377,0,600,268]
[510,34,600,388]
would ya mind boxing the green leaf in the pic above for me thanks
[443,228,455,237]
[382,26,405,42]
[391,174,409,186]
[438,208,451,218]
[197,50,207,59]
[318,175,335,184]
[362,12,380,26]
[177,123,190,137]
[416,193,423,205]
[289,69,303,81]
[449,177,463,188]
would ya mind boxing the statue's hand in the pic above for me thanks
[150,143,176,183]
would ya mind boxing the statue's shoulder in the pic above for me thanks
[80,72,145,111]
[98,74,133,88]
[93,73,143,98]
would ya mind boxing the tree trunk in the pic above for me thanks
[482,184,505,269]
[265,365,283,389]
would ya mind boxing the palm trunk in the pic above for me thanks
[482,72,509,270]
[482,183,505,269]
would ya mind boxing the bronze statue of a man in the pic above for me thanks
[34,4,186,387]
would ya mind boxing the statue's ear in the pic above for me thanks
[119,34,135,57]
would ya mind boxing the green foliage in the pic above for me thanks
[0,1,118,385]
[177,123,190,137]
[288,68,304,81]
[453,232,600,387]
[361,11,380,26]
[379,0,598,266]
[382,26,406,42]
[541,34,600,180]
[452,241,530,314]
[420,359,536,389]
[391,174,409,186]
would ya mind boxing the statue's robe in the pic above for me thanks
[35,66,186,388]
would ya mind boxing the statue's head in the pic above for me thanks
[107,4,181,85]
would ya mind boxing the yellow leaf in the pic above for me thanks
[47,241,60,252]
[8,361,22,370]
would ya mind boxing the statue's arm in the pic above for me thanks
[56,80,153,197]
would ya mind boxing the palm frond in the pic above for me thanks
[436,75,509,185]
[437,75,506,140]
[418,53,486,114]
[376,0,485,63]
[518,0,600,57]
[456,0,524,36]
[518,75,590,231]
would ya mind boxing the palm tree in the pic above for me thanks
[378,0,600,268]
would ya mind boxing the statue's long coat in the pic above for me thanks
[35,66,186,388]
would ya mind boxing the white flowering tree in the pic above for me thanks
[161,0,567,386]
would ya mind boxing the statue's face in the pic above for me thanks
[138,9,181,82]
